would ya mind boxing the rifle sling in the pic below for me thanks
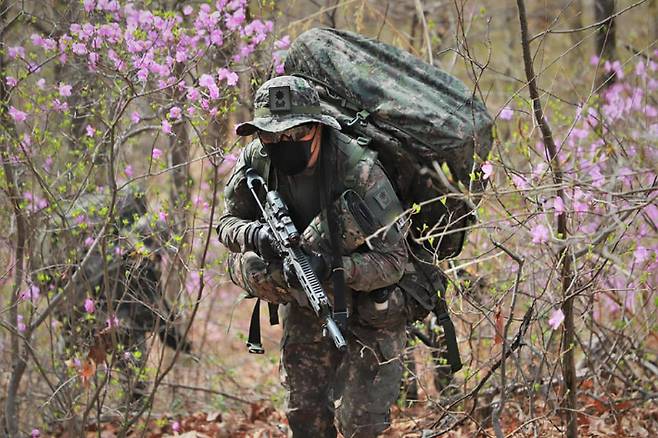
[246,299,279,355]
[321,134,348,331]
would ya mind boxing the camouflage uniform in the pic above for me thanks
[217,76,409,437]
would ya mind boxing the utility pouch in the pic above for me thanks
[398,270,439,322]
[355,285,406,329]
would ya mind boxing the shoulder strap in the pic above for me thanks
[415,262,462,373]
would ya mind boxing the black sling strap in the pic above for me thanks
[415,262,462,373]
[320,135,348,331]
[246,299,279,354]
[247,299,265,354]
[433,291,462,373]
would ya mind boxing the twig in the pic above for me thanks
[427,305,534,437]
[414,0,433,65]
[160,382,253,404]
[529,0,648,42]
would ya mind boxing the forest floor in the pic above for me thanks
[43,284,657,437]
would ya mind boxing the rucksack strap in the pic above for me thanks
[416,262,462,373]
[433,293,462,373]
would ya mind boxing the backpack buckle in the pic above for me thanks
[347,110,370,127]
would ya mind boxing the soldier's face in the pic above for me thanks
[260,124,321,175]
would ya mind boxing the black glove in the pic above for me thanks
[284,250,331,289]
[254,225,279,261]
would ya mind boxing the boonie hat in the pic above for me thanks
[235,75,341,136]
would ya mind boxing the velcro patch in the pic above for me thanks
[373,186,392,210]
[269,86,292,113]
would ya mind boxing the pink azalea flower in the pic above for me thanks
[36,78,46,89]
[210,29,224,46]
[645,105,657,118]
[589,55,600,66]
[226,9,245,30]
[499,106,513,120]
[162,120,172,135]
[644,204,658,228]
[531,224,549,244]
[106,315,119,329]
[481,161,493,180]
[218,154,237,175]
[604,60,624,79]
[9,106,27,122]
[186,87,200,102]
[31,33,45,47]
[84,236,95,247]
[218,67,239,86]
[274,62,285,75]
[548,308,564,330]
[169,106,182,120]
[124,165,133,177]
[137,68,149,82]
[8,46,25,59]
[589,165,605,188]
[634,246,650,265]
[635,60,647,78]
[172,421,180,432]
[84,298,96,314]
[31,429,41,438]
[20,284,40,303]
[6,76,17,87]
[130,111,141,124]
[72,42,87,55]
[85,125,95,137]
[183,5,193,15]
[52,99,68,112]
[152,148,163,159]
[199,73,215,89]
[17,315,26,333]
[512,174,529,190]
[158,210,167,222]
[274,35,291,50]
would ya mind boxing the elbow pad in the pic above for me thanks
[303,184,406,255]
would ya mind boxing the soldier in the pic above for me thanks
[216,75,410,437]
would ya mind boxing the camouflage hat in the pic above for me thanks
[235,75,341,136]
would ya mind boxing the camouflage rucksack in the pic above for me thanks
[284,28,493,262]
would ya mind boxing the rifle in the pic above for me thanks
[245,168,347,352]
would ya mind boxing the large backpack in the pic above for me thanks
[284,28,493,261]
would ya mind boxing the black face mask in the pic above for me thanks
[264,138,314,176]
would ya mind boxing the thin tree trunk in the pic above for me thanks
[516,1,578,437]
[594,0,617,89]
[1,3,30,435]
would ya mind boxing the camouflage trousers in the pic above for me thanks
[280,303,406,438]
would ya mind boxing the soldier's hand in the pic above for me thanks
[255,225,279,261]
[283,250,330,289]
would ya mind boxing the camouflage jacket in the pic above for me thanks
[217,128,408,294]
